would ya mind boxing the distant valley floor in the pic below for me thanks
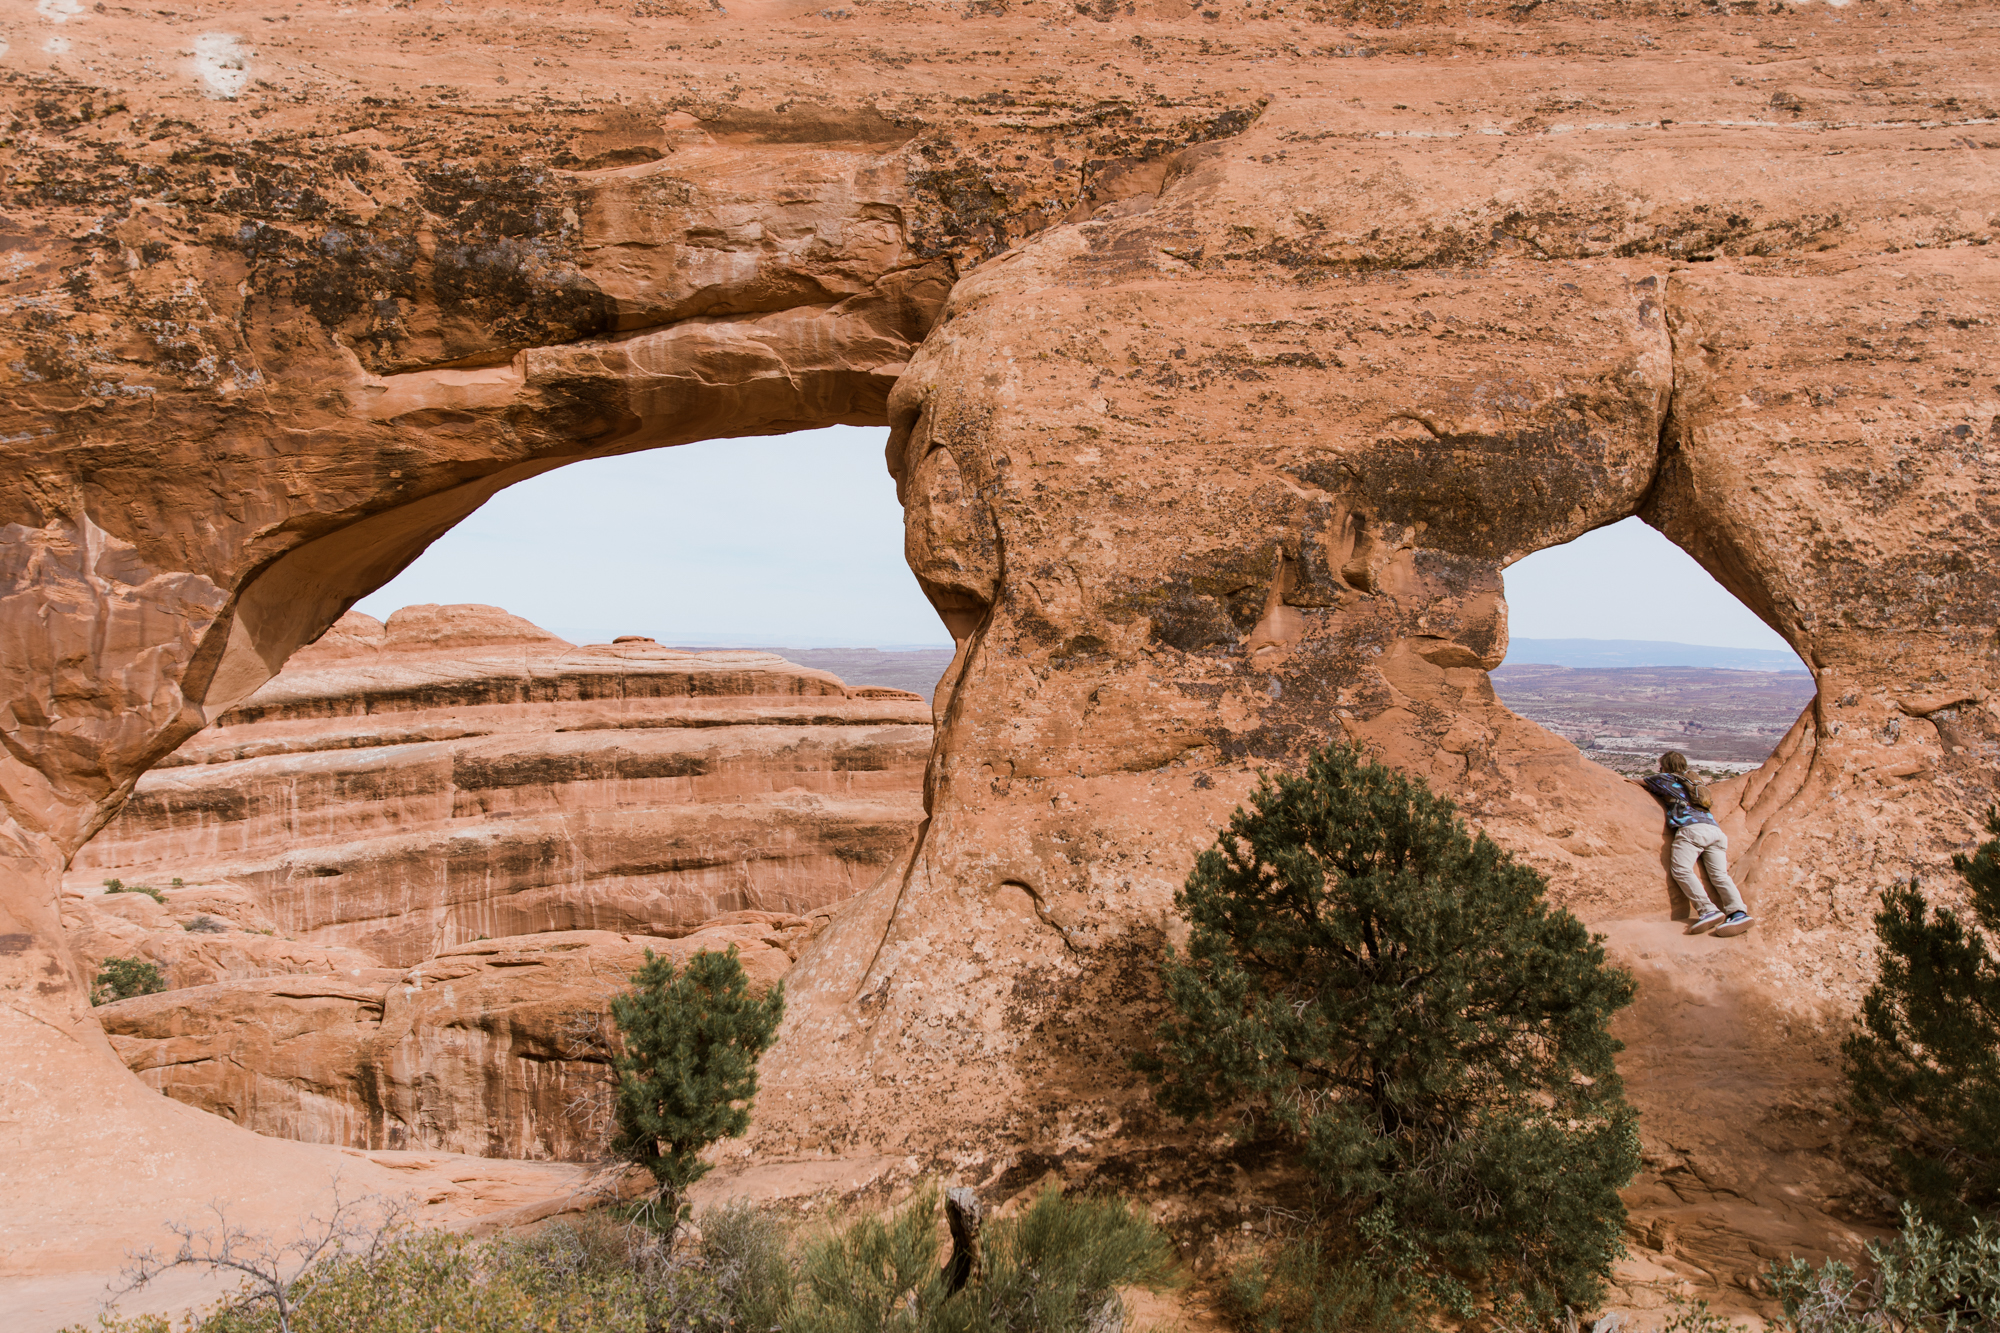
[1489,664,1817,777]
[732,647,956,703]
[707,651,1815,776]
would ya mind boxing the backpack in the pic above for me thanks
[1682,773,1713,812]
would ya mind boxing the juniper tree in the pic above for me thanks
[610,946,785,1232]
[1845,809,2000,1232]
[1139,743,1640,1317]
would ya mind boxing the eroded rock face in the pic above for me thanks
[98,919,799,1161]
[63,882,383,992]
[62,606,885,1165]
[69,605,932,966]
[2,0,1997,1311]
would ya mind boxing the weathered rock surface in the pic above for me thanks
[69,605,932,966]
[64,880,384,991]
[98,918,799,1161]
[1,0,1996,1319]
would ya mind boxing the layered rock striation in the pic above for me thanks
[69,604,932,966]
[61,603,922,1165]
[96,919,799,1161]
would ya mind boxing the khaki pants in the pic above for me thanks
[1671,823,1745,917]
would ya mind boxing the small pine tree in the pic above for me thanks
[1844,809,2000,1232]
[1140,743,1640,1317]
[610,946,785,1231]
[92,956,167,1005]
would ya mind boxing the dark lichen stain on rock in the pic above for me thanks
[415,163,612,361]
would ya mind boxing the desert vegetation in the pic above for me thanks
[67,1187,1177,1333]
[65,760,2000,1333]
[1139,742,1641,1327]
[91,956,166,1005]
[1758,810,2000,1331]
[102,878,167,904]
[1139,748,2000,1331]
[611,944,788,1234]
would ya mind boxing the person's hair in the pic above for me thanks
[1658,751,1689,775]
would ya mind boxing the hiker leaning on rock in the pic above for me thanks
[1633,751,1754,938]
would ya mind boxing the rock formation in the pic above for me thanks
[1,0,1995,1321]
[69,604,932,966]
[98,919,798,1162]
[56,602,922,1163]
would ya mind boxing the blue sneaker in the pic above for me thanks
[1713,911,1755,938]
[1686,910,1725,935]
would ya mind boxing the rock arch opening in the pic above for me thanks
[1494,515,1815,781]
[63,425,952,1159]
[68,426,948,965]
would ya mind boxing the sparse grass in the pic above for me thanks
[68,1189,1178,1333]
[183,915,229,934]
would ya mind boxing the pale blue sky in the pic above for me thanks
[357,427,1797,657]
[356,426,947,648]
[1503,516,1795,653]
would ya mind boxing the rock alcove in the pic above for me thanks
[2,0,1995,1312]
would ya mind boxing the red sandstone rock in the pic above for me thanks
[62,883,384,991]
[70,606,932,966]
[98,923,795,1161]
[55,605,912,1182]
[0,4,1995,1323]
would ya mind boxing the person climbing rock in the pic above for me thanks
[1634,751,1753,938]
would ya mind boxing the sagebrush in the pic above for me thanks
[1766,1204,2000,1332]
[790,1185,1176,1333]
[71,1188,1176,1333]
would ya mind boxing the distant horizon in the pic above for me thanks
[346,602,1807,671]
[1500,636,1809,672]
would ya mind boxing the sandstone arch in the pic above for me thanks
[3,0,1997,1309]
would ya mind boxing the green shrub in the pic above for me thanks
[792,1187,949,1333]
[1844,810,2000,1232]
[104,879,167,904]
[701,1201,797,1333]
[1139,742,1640,1319]
[611,946,786,1232]
[499,1215,730,1333]
[70,1193,1173,1333]
[1225,1235,1419,1333]
[92,957,166,1005]
[934,1189,1178,1333]
[791,1186,1176,1333]
[184,915,229,934]
[1766,1204,2000,1332]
